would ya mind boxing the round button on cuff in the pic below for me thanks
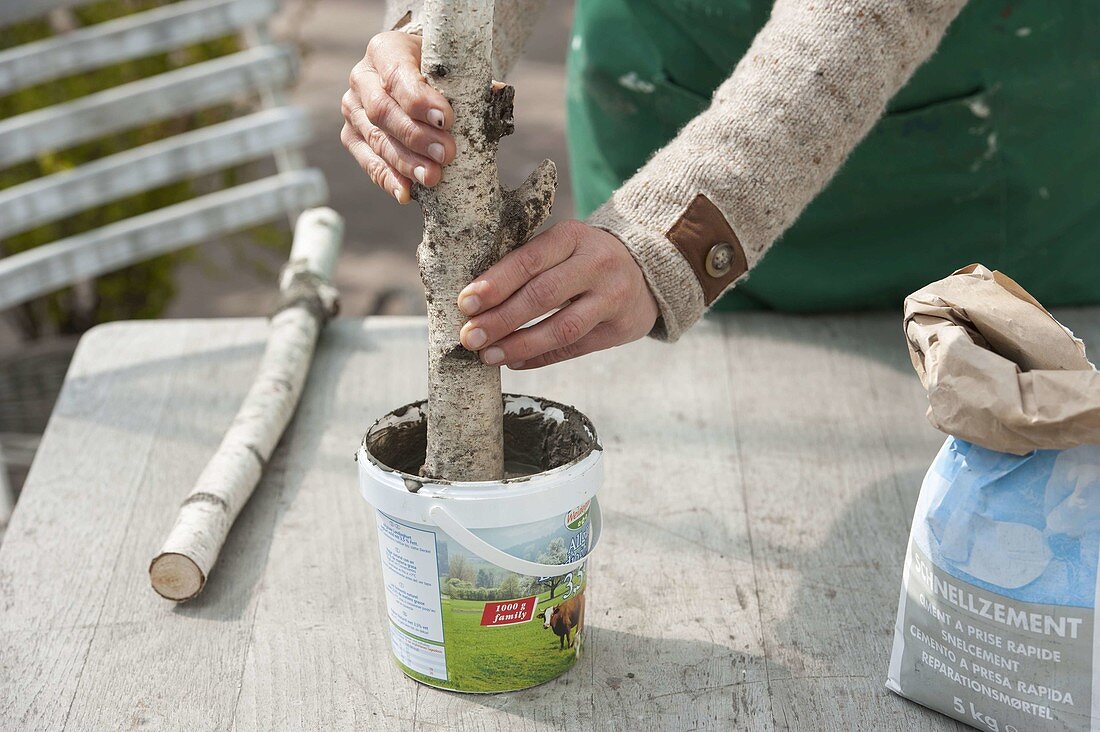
[705,242,735,278]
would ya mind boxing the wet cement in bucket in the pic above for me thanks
[365,394,599,485]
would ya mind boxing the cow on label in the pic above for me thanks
[543,590,585,650]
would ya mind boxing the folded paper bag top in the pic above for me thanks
[903,264,1100,455]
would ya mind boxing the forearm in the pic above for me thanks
[588,0,968,340]
[384,0,548,79]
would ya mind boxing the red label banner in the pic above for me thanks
[480,596,538,627]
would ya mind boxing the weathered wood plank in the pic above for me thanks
[0,0,278,94]
[722,313,958,730]
[231,320,424,730]
[0,168,326,311]
[0,44,295,168]
[0,627,95,729]
[0,323,204,729]
[7,312,1098,729]
[59,324,284,730]
[0,106,311,238]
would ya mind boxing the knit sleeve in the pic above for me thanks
[586,0,969,341]
[383,0,547,79]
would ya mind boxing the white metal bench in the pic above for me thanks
[0,0,328,526]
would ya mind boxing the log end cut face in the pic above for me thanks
[149,552,206,601]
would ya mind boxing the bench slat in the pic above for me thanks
[0,107,311,239]
[0,44,295,169]
[0,0,98,28]
[0,0,279,95]
[0,169,327,311]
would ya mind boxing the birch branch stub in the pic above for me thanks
[416,0,556,481]
[149,207,344,601]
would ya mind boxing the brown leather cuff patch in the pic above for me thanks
[666,193,747,305]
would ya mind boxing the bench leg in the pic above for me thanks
[0,442,13,533]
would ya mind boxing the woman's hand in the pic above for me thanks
[341,31,456,203]
[458,221,659,369]
[343,36,658,367]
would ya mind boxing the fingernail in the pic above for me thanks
[464,327,487,349]
[482,346,504,365]
[458,293,481,315]
[414,165,427,185]
[507,361,526,370]
[428,142,445,163]
[427,109,445,128]
[392,187,403,203]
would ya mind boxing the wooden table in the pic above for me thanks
[5,311,1096,730]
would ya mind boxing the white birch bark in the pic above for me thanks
[417,0,556,480]
[149,207,343,601]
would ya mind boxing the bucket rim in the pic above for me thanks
[359,393,603,495]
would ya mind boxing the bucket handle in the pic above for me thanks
[427,499,602,577]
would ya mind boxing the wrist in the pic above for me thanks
[587,192,747,342]
[584,210,694,341]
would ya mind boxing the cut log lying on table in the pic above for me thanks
[149,207,343,601]
[416,0,556,481]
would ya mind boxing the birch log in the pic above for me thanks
[149,207,343,601]
[417,0,556,481]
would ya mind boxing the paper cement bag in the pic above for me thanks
[888,266,1100,731]
[903,264,1100,455]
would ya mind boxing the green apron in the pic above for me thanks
[566,1,1100,311]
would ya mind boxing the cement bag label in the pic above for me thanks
[894,543,1091,729]
[888,438,1100,731]
[374,503,591,693]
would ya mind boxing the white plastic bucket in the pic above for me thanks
[357,394,603,693]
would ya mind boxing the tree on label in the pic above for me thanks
[498,573,522,599]
[448,553,474,583]
[476,568,493,588]
[531,538,568,599]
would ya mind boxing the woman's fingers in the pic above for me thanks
[359,115,440,187]
[365,32,453,129]
[340,123,412,203]
[457,221,586,317]
[507,324,624,370]
[343,31,457,199]
[478,299,606,366]
[459,250,599,351]
[347,67,455,173]
[356,80,455,165]
[456,222,659,370]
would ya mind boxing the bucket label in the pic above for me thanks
[389,624,448,680]
[375,513,444,643]
[480,596,538,626]
[565,500,590,530]
[373,502,593,692]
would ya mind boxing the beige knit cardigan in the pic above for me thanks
[384,0,969,340]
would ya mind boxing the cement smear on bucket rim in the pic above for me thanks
[363,393,601,489]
